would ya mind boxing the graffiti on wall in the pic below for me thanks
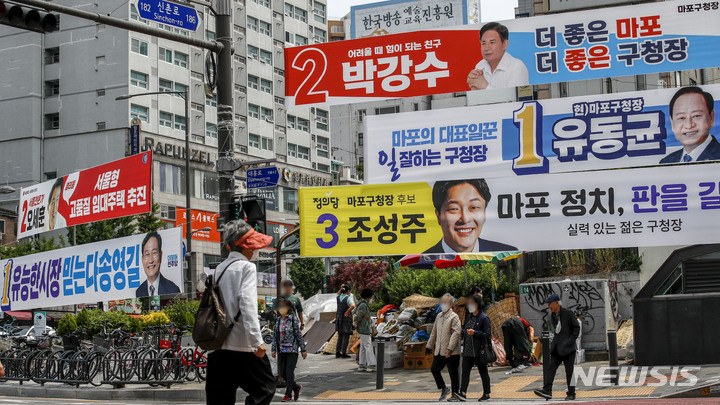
[523,280,605,335]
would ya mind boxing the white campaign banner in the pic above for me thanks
[0,228,183,311]
[300,163,720,256]
[366,84,720,184]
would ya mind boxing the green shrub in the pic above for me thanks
[57,314,78,336]
[128,316,143,333]
[163,300,200,329]
[75,309,90,329]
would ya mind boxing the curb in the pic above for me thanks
[0,383,206,402]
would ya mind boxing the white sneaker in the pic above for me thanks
[367,366,376,372]
[357,366,367,372]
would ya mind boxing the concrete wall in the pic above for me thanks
[637,245,686,287]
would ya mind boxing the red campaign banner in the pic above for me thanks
[18,152,153,239]
[175,209,221,243]
[285,30,480,107]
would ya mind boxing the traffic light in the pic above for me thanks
[230,199,242,220]
[0,3,58,34]
[242,198,266,235]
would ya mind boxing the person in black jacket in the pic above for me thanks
[457,295,492,402]
[534,293,581,401]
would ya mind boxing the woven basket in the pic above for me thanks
[486,297,519,344]
[403,294,440,309]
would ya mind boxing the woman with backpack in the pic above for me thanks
[272,298,307,402]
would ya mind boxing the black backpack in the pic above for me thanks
[192,260,241,351]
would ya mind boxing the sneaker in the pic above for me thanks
[439,387,451,401]
[358,366,367,372]
[335,352,341,358]
[478,394,490,401]
[447,395,460,402]
[281,395,292,402]
[367,366,376,372]
[341,354,352,359]
[533,389,552,400]
[565,392,576,401]
[454,392,467,401]
[293,384,302,401]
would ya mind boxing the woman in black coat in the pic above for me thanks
[458,294,492,401]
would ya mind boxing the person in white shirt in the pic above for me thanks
[660,86,720,164]
[467,22,529,91]
[205,220,275,405]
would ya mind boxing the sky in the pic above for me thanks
[327,0,519,21]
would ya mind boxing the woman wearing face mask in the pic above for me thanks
[426,294,462,402]
[355,288,376,372]
[272,298,307,402]
[458,294,492,401]
[335,284,356,359]
[205,220,275,405]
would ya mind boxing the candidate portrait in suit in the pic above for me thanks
[424,179,517,254]
[136,231,181,298]
[660,86,720,164]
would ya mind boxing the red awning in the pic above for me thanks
[4,311,53,321]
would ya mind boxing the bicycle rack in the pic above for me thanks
[101,350,185,388]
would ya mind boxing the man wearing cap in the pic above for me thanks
[275,279,305,330]
[534,293,581,401]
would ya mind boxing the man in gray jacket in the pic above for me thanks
[205,220,275,405]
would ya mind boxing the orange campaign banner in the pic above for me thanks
[176,209,221,243]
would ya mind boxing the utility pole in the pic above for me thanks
[215,0,235,258]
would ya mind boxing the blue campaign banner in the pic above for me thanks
[285,0,720,108]
[247,167,280,189]
[137,0,199,31]
[0,228,183,311]
[366,83,720,184]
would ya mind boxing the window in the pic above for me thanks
[206,93,217,107]
[174,51,188,68]
[297,117,310,132]
[44,47,60,64]
[159,78,173,93]
[159,162,185,195]
[284,3,293,17]
[259,20,271,36]
[297,145,310,160]
[248,45,259,60]
[316,109,328,131]
[317,163,329,172]
[261,107,273,121]
[159,205,176,220]
[159,47,172,62]
[288,143,296,157]
[44,113,59,130]
[96,122,106,130]
[282,187,299,213]
[316,136,329,158]
[295,35,308,46]
[249,134,261,148]
[130,71,148,89]
[313,28,326,43]
[248,75,259,90]
[44,80,59,97]
[130,4,146,23]
[206,30,216,40]
[206,123,217,139]
[248,104,260,119]
[159,111,173,127]
[251,0,270,7]
[357,109,366,122]
[259,49,272,65]
[130,104,149,122]
[358,133,364,146]
[294,7,307,22]
[247,16,258,32]
[285,31,294,44]
[174,82,188,96]
[375,105,400,115]
[287,115,296,128]
[313,1,326,23]
[192,170,219,200]
[331,25,343,34]
[262,137,274,151]
[174,115,186,131]
[260,78,273,94]
[131,39,147,56]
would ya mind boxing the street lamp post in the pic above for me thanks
[116,90,193,290]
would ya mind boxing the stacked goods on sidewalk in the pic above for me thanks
[403,342,433,370]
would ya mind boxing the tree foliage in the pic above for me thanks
[163,299,200,329]
[136,200,166,234]
[0,235,66,258]
[288,257,325,299]
[375,264,517,307]
[329,259,388,293]
[69,216,136,246]
[57,314,78,336]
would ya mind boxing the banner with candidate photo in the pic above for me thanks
[0,228,183,312]
[17,153,153,239]
[366,84,720,184]
[285,0,720,107]
[300,163,720,257]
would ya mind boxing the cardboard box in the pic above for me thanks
[404,354,434,370]
[383,350,404,369]
[404,342,427,355]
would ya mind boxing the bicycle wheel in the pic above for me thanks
[194,348,208,382]
[119,349,138,381]
[86,350,104,386]
[103,349,122,382]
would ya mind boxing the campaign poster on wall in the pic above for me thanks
[17,153,153,239]
[0,228,183,311]
[366,84,720,183]
[300,163,720,256]
[285,0,720,107]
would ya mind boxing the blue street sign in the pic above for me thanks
[247,167,280,189]
[130,118,141,155]
[137,0,199,32]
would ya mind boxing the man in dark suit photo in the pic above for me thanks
[660,86,720,164]
[136,231,181,298]
[424,179,517,254]
[534,293,581,401]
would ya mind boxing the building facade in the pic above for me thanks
[0,0,332,302]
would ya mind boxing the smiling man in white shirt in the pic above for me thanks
[467,22,529,91]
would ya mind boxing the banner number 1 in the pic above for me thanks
[512,101,548,175]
